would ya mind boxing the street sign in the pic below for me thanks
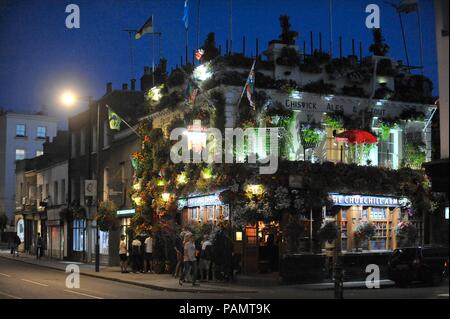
[84,180,97,197]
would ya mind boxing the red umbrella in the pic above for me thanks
[335,130,378,144]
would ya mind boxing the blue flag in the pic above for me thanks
[182,0,189,30]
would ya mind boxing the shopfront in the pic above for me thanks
[46,208,66,260]
[329,194,410,252]
[179,193,230,226]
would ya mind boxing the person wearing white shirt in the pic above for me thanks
[144,235,154,273]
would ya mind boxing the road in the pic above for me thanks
[0,257,447,299]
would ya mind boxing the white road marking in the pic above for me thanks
[63,289,103,299]
[438,293,449,297]
[21,279,49,287]
[0,273,11,278]
[0,290,21,299]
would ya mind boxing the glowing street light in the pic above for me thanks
[60,91,77,107]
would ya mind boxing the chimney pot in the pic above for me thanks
[122,83,128,91]
[106,82,113,94]
[131,79,136,91]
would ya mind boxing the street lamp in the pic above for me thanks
[59,91,100,273]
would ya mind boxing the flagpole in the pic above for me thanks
[124,29,136,80]
[230,0,233,54]
[197,0,201,50]
[416,2,424,76]
[152,15,155,86]
[329,0,333,57]
[106,105,141,138]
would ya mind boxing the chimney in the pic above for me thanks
[122,83,128,91]
[106,82,113,94]
[130,79,136,91]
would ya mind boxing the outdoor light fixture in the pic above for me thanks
[201,167,213,180]
[235,231,243,241]
[147,85,163,102]
[132,195,143,206]
[176,173,188,185]
[156,179,166,187]
[186,120,207,152]
[290,90,303,100]
[161,192,171,202]
[132,181,141,191]
[193,63,213,81]
[246,184,264,196]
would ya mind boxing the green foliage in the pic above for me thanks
[369,28,390,56]
[355,222,377,239]
[96,201,119,232]
[210,90,226,132]
[159,91,183,110]
[401,142,427,169]
[301,127,323,147]
[278,15,298,45]
[379,122,395,141]
[323,113,344,130]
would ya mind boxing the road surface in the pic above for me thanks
[0,257,447,299]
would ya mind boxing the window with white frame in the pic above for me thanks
[73,219,86,252]
[15,149,26,160]
[16,124,26,137]
[37,126,46,139]
[36,150,44,157]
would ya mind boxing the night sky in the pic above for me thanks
[0,0,438,124]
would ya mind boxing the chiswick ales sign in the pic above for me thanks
[331,194,402,208]
[281,92,431,118]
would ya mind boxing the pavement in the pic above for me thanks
[0,252,448,299]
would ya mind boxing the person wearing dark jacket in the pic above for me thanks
[12,234,21,257]
[36,233,43,259]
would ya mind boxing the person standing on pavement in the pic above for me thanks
[199,234,213,282]
[131,236,143,273]
[119,235,129,273]
[144,234,154,273]
[179,235,199,287]
[13,234,21,257]
[36,233,43,259]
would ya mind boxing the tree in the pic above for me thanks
[278,15,298,45]
[369,28,389,56]
[202,32,220,62]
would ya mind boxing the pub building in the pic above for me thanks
[178,192,417,275]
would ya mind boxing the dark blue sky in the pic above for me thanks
[0,0,438,118]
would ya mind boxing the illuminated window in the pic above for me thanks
[15,149,26,160]
[36,150,44,157]
[73,219,86,252]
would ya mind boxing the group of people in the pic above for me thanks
[119,234,154,274]
[9,232,43,259]
[176,227,213,287]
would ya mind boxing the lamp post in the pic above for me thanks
[60,91,99,271]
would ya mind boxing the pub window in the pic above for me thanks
[223,205,230,219]
[54,181,59,206]
[15,149,26,160]
[378,132,395,169]
[191,207,199,220]
[208,206,214,221]
[73,219,86,252]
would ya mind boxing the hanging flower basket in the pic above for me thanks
[317,222,339,243]
[395,221,417,247]
[96,201,119,232]
[354,222,377,240]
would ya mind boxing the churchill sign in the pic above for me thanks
[331,194,401,208]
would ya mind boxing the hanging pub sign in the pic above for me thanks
[179,194,223,208]
[331,194,402,208]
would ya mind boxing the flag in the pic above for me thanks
[396,0,418,13]
[135,16,153,39]
[195,48,204,61]
[245,61,256,109]
[182,0,189,30]
[184,82,199,105]
[108,106,122,131]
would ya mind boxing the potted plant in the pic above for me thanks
[354,222,377,251]
[395,221,417,247]
[96,201,119,232]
